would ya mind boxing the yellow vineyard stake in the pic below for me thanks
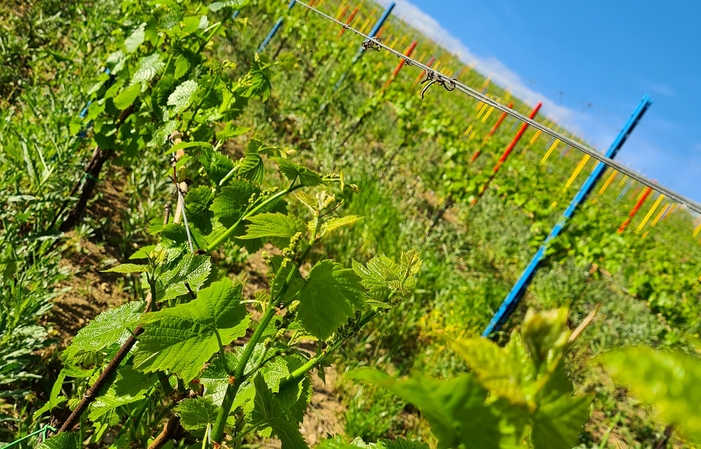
[694,222,701,238]
[565,155,591,189]
[397,34,407,49]
[336,0,347,18]
[618,174,629,187]
[481,106,496,123]
[503,88,512,102]
[359,16,372,33]
[390,35,399,49]
[476,104,489,120]
[651,203,669,227]
[469,130,477,141]
[481,74,492,91]
[637,194,665,232]
[541,140,560,163]
[463,124,473,137]
[528,129,542,146]
[598,170,618,195]
[475,101,486,112]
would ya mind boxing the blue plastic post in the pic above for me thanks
[333,2,396,92]
[482,95,653,337]
[257,0,296,53]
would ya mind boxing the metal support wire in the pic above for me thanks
[293,0,701,215]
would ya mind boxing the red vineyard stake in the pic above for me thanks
[383,40,417,92]
[414,55,436,85]
[618,186,653,233]
[469,102,514,164]
[472,102,542,204]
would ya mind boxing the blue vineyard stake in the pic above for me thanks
[257,0,297,53]
[483,94,653,338]
[332,2,396,92]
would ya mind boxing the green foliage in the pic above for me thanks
[602,346,701,443]
[134,279,249,382]
[351,309,592,449]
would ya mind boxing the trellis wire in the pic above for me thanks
[293,0,701,215]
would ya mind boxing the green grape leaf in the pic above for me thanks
[521,308,570,376]
[273,158,322,186]
[296,260,365,340]
[33,370,67,420]
[239,151,264,184]
[209,0,248,11]
[252,375,309,449]
[175,396,220,431]
[349,369,500,449]
[168,80,198,113]
[132,53,165,83]
[532,393,593,449]
[451,338,527,405]
[352,255,401,302]
[88,389,145,425]
[37,432,79,449]
[602,347,701,443]
[210,180,260,228]
[62,301,145,362]
[134,279,249,383]
[321,215,363,235]
[103,263,148,273]
[217,122,251,141]
[151,252,211,302]
[185,186,215,235]
[239,213,302,241]
[113,83,142,110]
[124,23,146,53]
[380,439,430,449]
[174,54,190,80]
[199,148,235,185]
[113,365,158,397]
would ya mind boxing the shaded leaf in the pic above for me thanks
[176,396,220,430]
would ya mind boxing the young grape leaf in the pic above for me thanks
[273,158,322,187]
[239,151,264,184]
[199,148,235,185]
[175,396,220,431]
[217,122,251,141]
[602,346,701,443]
[32,370,67,420]
[451,337,527,405]
[134,279,249,383]
[37,432,79,449]
[352,255,402,302]
[62,301,145,363]
[113,83,142,110]
[124,23,146,53]
[150,252,211,302]
[168,80,198,113]
[296,260,365,340]
[252,375,309,449]
[238,213,302,241]
[113,365,158,397]
[349,369,500,449]
[321,215,363,235]
[103,263,149,274]
[88,389,146,425]
[210,180,260,228]
[132,53,165,83]
[531,393,593,449]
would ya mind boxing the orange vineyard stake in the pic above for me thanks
[383,41,417,92]
[469,102,514,164]
[414,55,436,84]
[618,186,653,233]
[472,102,543,203]
[337,4,361,38]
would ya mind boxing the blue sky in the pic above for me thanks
[375,0,701,203]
